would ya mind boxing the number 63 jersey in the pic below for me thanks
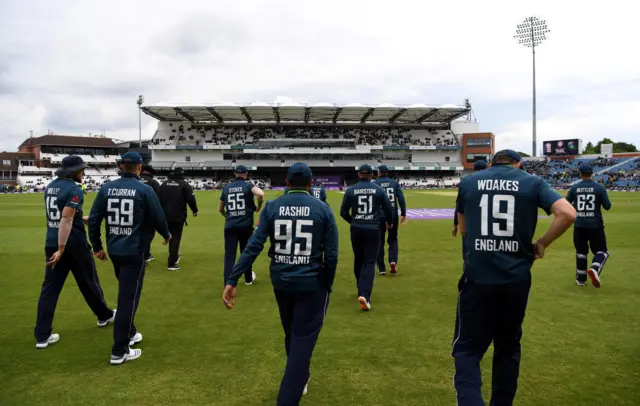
[88,173,170,256]
[44,178,88,248]
[456,164,562,284]
[566,179,611,229]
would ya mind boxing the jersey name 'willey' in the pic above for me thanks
[474,179,520,253]
[107,188,137,236]
[274,205,312,265]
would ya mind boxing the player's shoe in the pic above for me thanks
[129,332,143,346]
[97,309,117,327]
[35,333,60,349]
[176,256,181,264]
[246,271,257,285]
[587,268,601,288]
[110,348,142,365]
[378,268,386,275]
[168,265,180,271]
[358,296,371,311]
[390,262,397,275]
[145,255,155,263]
[576,280,586,287]
[303,377,310,396]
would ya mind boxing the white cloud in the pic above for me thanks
[1,0,638,153]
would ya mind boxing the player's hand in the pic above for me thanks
[533,239,546,260]
[82,216,89,225]
[452,225,458,237]
[94,250,108,262]
[400,216,407,225]
[255,205,262,213]
[162,235,172,245]
[46,250,64,268]
[222,285,237,309]
[193,211,198,217]
[386,223,393,230]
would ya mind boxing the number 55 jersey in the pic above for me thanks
[88,173,170,256]
[456,164,562,284]
[44,178,87,248]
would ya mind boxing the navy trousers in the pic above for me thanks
[350,227,381,302]
[223,227,254,286]
[274,286,330,406]
[573,227,609,283]
[110,253,146,357]
[452,273,531,406]
[167,221,184,267]
[34,243,113,342]
[145,233,155,260]
[376,216,399,271]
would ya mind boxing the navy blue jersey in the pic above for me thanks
[374,177,406,218]
[340,180,393,229]
[88,173,170,256]
[309,186,327,202]
[44,178,87,248]
[566,180,611,229]
[220,178,257,229]
[456,165,562,285]
[228,190,339,292]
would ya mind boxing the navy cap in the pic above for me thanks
[358,164,373,174]
[473,160,488,170]
[55,155,89,176]
[287,162,313,183]
[234,165,249,173]
[579,164,593,174]
[377,164,389,173]
[492,149,522,164]
[121,152,143,164]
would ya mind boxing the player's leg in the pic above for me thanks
[388,215,400,274]
[452,276,494,405]
[145,232,155,262]
[223,228,239,286]
[69,243,114,323]
[490,273,531,405]
[239,228,254,284]
[274,289,294,357]
[110,254,145,364]
[573,227,589,286]
[277,287,330,405]
[587,228,609,288]
[167,221,184,269]
[358,228,381,306]
[34,248,71,346]
[350,227,363,283]
[376,220,387,275]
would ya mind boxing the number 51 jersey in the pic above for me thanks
[44,178,87,248]
[456,164,562,284]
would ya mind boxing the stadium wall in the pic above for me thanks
[152,150,225,162]
[461,133,495,169]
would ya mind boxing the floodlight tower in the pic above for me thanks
[514,17,550,157]
[137,95,144,145]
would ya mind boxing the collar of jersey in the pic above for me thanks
[288,190,309,194]
[121,173,140,179]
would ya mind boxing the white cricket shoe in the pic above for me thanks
[303,377,310,396]
[246,271,257,285]
[129,332,143,346]
[110,348,142,365]
[36,333,60,349]
[97,309,117,327]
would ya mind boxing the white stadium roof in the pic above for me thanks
[140,103,469,124]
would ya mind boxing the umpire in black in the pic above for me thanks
[141,164,160,263]
[159,167,198,271]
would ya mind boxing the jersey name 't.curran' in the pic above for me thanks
[477,179,520,192]
[278,206,311,217]
[107,188,137,197]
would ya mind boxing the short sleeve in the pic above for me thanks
[65,185,83,209]
[455,181,466,214]
[220,189,226,202]
[537,179,562,215]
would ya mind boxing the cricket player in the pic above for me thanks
[35,155,115,349]
[88,152,171,365]
[374,165,407,275]
[140,164,160,263]
[223,162,339,405]
[566,164,612,287]
[340,164,393,310]
[453,149,576,405]
[309,182,327,203]
[218,165,264,286]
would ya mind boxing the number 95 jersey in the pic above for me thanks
[456,164,562,284]
[44,178,87,248]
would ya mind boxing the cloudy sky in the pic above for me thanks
[1,0,638,154]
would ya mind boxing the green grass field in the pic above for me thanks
[1,190,639,406]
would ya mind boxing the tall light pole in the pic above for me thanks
[137,95,144,145]
[514,17,550,157]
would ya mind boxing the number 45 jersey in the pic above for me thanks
[456,164,562,284]
[221,179,257,229]
[88,173,170,256]
[44,178,88,248]
[566,179,611,229]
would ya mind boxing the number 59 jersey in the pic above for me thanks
[566,179,611,229]
[456,165,562,284]
[44,178,87,248]
[88,173,170,256]
[221,179,257,229]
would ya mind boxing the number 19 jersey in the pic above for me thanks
[44,178,87,248]
[456,164,562,284]
[221,178,257,229]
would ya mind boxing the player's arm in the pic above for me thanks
[152,179,161,196]
[397,183,407,224]
[452,191,460,236]
[322,209,339,292]
[455,188,466,237]
[320,188,327,202]
[48,188,81,266]
[565,187,575,204]
[339,189,352,223]
[218,199,226,217]
[146,188,171,243]
[227,208,269,286]
[88,187,107,252]
[183,182,198,216]
[534,180,576,258]
[251,185,265,212]
[601,186,612,210]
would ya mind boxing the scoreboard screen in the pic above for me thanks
[543,139,580,156]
